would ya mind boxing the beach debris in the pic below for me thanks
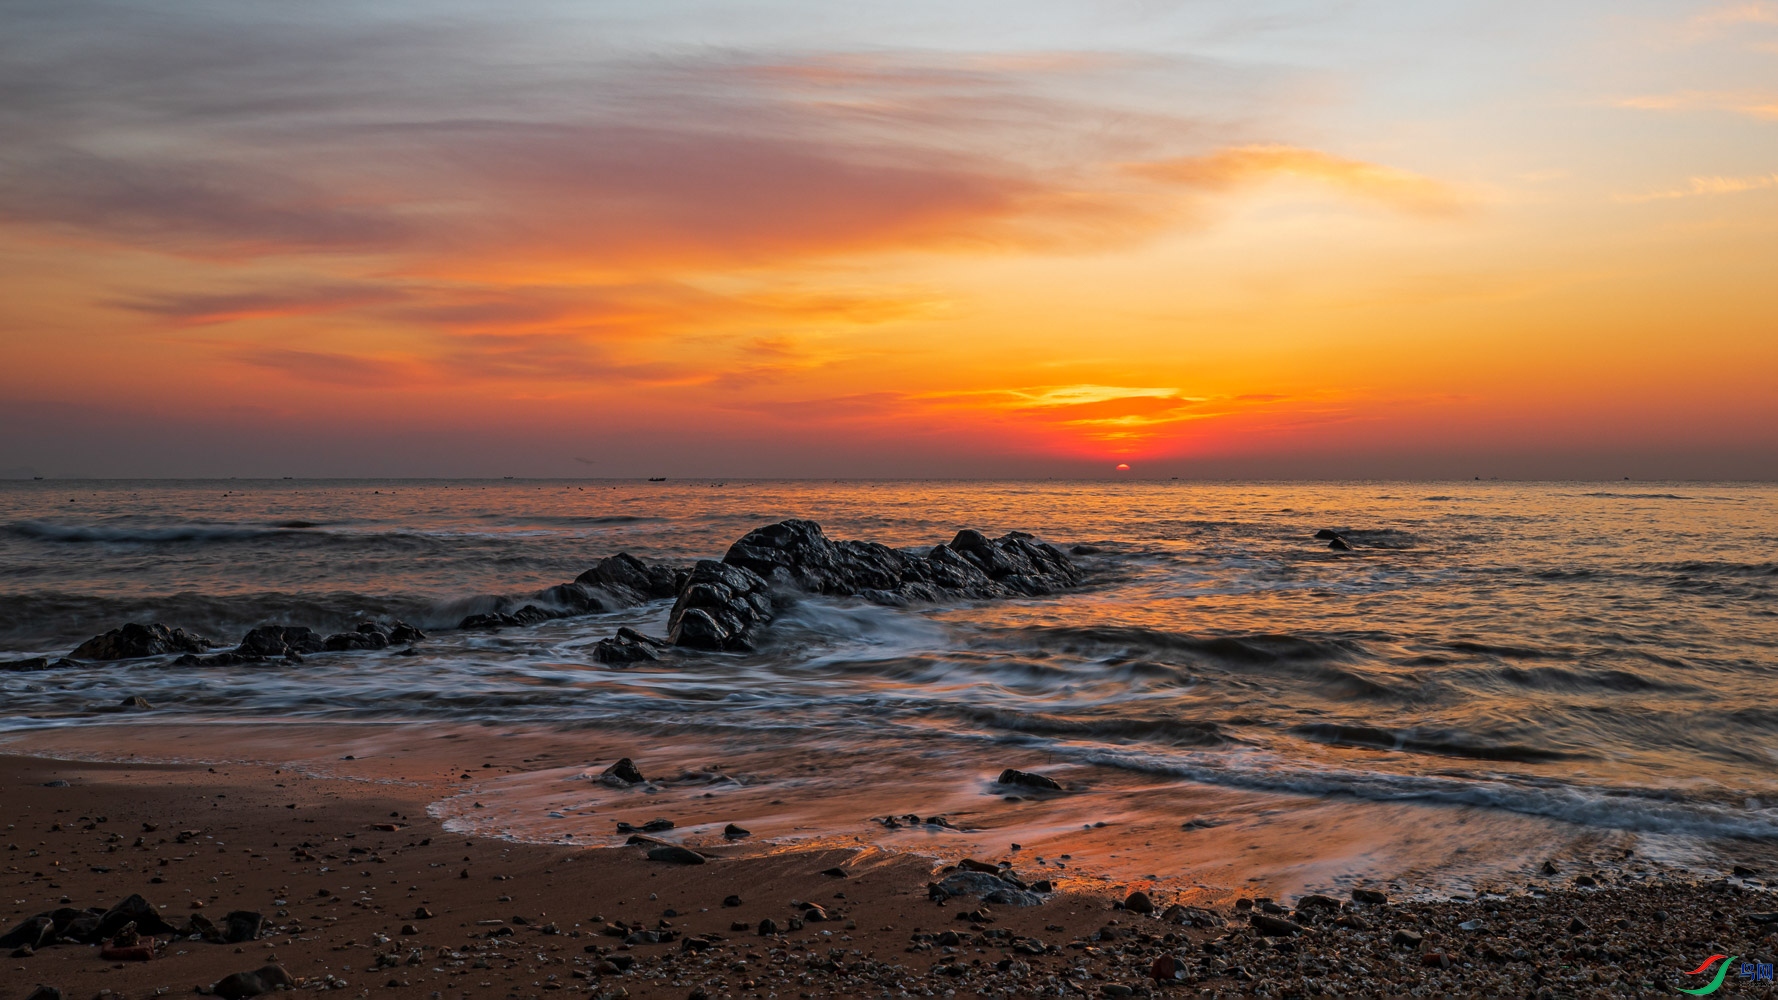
[995,768,1063,791]
[602,758,645,785]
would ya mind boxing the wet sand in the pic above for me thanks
[4,725,1777,999]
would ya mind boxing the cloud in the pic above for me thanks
[1620,173,1778,201]
[1617,92,1778,120]
[119,283,407,326]
[1128,145,1470,216]
[1692,3,1778,27]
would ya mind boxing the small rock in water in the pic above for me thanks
[602,758,645,785]
[1328,536,1352,550]
[1313,528,1343,540]
[723,823,750,839]
[996,768,1063,791]
[118,695,153,710]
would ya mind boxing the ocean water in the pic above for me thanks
[2,479,1776,896]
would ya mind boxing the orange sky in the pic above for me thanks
[1,1,1774,478]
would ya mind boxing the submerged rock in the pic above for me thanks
[236,625,325,658]
[71,622,212,661]
[576,553,683,602]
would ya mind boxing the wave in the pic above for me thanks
[1009,624,1365,665]
[3,520,329,544]
[1065,745,1778,840]
[1581,492,1693,500]
[1289,722,1585,763]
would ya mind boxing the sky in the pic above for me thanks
[1,0,1775,479]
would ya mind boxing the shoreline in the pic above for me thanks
[4,727,1777,998]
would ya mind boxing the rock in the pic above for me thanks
[1734,864,1760,877]
[118,695,152,710]
[1540,859,1560,875]
[1334,913,1370,930]
[97,895,179,938]
[820,867,847,878]
[1296,894,1341,911]
[1574,874,1597,887]
[722,895,741,907]
[235,625,325,658]
[1251,913,1304,936]
[933,872,1043,907]
[24,987,61,1000]
[1123,891,1154,915]
[388,622,426,644]
[1159,904,1224,929]
[0,915,54,950]
[1150,954,1186,982]
[210,965,295,999]
[602,758,645,784]
[593,628,666,665]
[640,819,674,832]
[667,560,773,651]
[1313,529,1343,540]
[1567,916,1587,934]
[1328,537,1352,551]
[223,910,264,943]
[2,657,56,672]
[575,553,682,602]
[756,918,778,936]
[323,629,388,651]
[413,907,433,920]
[996,768,1063,791]
[1391,928,1423,948]
[645,846,706,865]
[71,622,212,661]
[1351,888,1388,905]
[723,824,750,839]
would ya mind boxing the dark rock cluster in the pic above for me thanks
[724,519,1080,605]
[24,518,1079,670]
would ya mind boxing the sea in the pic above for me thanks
[2,479,1775,901]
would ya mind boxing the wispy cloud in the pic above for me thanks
[1620,173,1778,201]
[1128,145,1470,216]
[1617,91,1778,120]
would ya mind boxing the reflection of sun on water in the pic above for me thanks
[1116,463,1130,471]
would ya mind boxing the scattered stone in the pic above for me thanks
[1391,928,1423,948]
[1123,891,1154,915]
[1296,894,1341,911]
[756,918,778,936]
[723,824,750,839]
[1351,888,1389,905]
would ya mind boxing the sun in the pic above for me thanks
[1115,463,1130,471]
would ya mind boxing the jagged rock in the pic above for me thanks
[602,758,645,784]
[575,553,682,601]
[211,965,295,999]
[996,768,1063,791]
[387,621,426,644]
[593,628,666,665]
[667,560,773,651]
[97,895,179,939]
[70,622,212,661]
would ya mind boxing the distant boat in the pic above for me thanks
[32,476,43,480]
[647,477,667,482]
[504,476,515,479]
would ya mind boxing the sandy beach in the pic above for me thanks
[5,724,1777,1000]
